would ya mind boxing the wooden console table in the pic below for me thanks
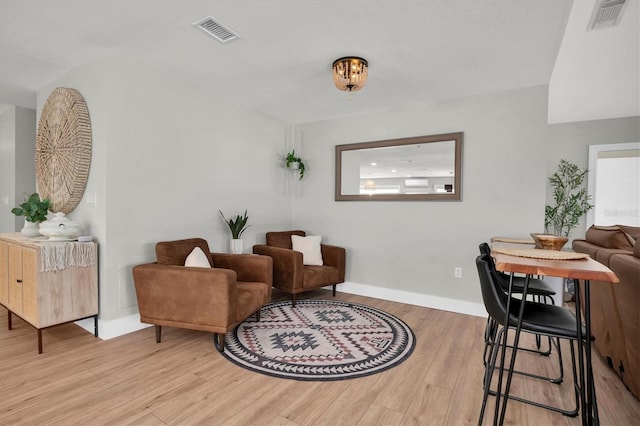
[0,233,98,353]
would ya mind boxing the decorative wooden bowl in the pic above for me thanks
[530,233,569,251]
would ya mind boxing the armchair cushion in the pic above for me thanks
[185,247,212,268]
[292,235,323,266]
[303,265,340,289]
[156,238,214,266]
[266,230,305,249]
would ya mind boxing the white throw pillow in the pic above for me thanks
[291,235,323,266]
[184,247,212,268]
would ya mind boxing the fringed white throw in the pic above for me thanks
[40,242,96,272]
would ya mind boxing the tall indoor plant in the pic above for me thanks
[219,209,249,254]
[11,192,51,237]
[544,159,593,237]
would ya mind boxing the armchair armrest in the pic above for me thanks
[321,244,346,281]
[132,263,236,328]
[253,244,304,290]
[210,253,273,285]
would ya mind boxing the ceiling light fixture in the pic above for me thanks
[332,56,368,92]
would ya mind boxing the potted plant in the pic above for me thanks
[219,209,249,253]
[285,150,306,180]
[11,192,51,237]
[544,159,593,238]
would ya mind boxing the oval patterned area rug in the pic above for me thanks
[222,299,416,381]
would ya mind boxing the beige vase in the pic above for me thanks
[21,220,41,238]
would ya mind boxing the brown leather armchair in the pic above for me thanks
[132,238,272,352]
[252,230,345,306]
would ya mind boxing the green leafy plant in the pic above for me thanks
[219,210,249,239]
[285,150,305,180]
[544,159,593,237]
[11,193,51,223]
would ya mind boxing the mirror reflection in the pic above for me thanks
[335,132,463,201]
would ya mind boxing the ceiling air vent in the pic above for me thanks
[588,0,628,30]
[192,16,239,43]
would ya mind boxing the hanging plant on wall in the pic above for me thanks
[285,150,306,180]
[544,159,593,237]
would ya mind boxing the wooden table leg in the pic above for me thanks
[7,310,11,330]
[38,329,43,354]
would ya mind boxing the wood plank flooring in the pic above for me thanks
[0,289,639,425]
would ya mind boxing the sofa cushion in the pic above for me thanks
[184,247,212,268]
[585,225,634,250]
[292,235,323,266]
[619,224,640,239]
[572,240,599,259]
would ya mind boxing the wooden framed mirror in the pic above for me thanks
[335,132,463,201]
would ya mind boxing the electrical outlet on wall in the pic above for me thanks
[454,267,462,278]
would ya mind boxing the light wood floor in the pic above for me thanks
[1,290,639,425]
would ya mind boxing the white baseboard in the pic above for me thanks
[75,314,150,340]
[75,282,487,340]
[335,281,488,318]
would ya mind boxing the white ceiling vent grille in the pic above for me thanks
[588,0,628,30]
[192,16,239,43]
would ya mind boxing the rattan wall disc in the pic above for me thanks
[36,87,92,214]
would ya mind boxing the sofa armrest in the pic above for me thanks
[132,263,236,327]
[321,244,346,281]
[211,253,273,286]
[253,244,304,289]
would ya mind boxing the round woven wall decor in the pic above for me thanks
[36,87,92,214]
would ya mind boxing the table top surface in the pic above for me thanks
[494,252,619,283]
[0,232,95,248]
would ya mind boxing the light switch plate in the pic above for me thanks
[85,192,97,207]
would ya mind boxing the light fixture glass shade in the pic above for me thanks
[332,56,368,92]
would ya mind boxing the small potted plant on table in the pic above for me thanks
[11,193,51,237]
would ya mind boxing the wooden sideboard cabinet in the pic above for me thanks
[0,233,98,353]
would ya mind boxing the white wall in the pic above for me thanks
[295,85,640,306]
[33,59,640,329]
[548,0,639,123]
[0,106,36,233]
[38,54,293,324]
[0,108,16,233]
[545,115,640,232]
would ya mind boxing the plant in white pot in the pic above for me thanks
[285,150,305,180]
[219,210,249,254]
[544,159,593,239]
[11,193,51,237]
